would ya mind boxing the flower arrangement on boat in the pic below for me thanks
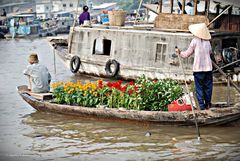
[51,75,184,111]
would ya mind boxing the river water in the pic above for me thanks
[0,38,239,161]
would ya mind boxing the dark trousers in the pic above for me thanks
[193,71,213,110]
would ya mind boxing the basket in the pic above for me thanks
[168,99,192,112]
[108,10,127,26]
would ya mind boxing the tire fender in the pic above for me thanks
[105,59,120,77]
[70,56,81,73]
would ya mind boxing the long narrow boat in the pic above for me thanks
[17,85,240,126]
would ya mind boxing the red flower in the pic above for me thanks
[110,80,122,90]
[106,82,113,88]
[128,89,133,95]
[98,80,103,88]
[129,81,134,85]
[117,80,122,85]
[134,85,139,93]
[153,79,157,82]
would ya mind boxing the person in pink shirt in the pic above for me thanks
[175,23,213,110]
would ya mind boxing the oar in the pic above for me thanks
[175,46,201,141]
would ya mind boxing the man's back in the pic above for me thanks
[24,63,51,93]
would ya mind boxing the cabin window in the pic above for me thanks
[92,38,111,56]
[69,3,73,7]
[63,4,66,7]
[155,43,167,62]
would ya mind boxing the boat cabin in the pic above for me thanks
[7,14,40,37]
[51,0,240,81]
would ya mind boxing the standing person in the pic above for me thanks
[79,5,90,25]
[175,23,213,110]
[23,53,51,93]
[1,9,6,16]
[185,2,194,15]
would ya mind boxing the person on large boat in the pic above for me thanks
[1,9,6,17]
[185,1,194,15]
[23,53,51,93]
[175,23,213,110]
[79,5,90,25]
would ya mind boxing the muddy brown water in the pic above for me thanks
[0,38,239,161]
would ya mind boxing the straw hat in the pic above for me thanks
[28,53,39,63]
[188,23,211,40]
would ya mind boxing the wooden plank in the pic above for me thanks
[17,85,53,101]
[27,92,52,100]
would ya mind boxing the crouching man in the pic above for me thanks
[23,53,51,93]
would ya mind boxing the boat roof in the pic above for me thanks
[143,0,240,14]
[74,25,193,37]
[0,2,27,8]
[54,11,73,14]
[12,14,35,18]
[92,3,117,10]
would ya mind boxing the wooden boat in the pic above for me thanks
[17,85,240,126]
[48,0,240,81]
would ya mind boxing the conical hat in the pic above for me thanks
[188,23,211,40]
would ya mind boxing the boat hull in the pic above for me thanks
[49,27,195,81]
[18,89,240,126]
[49,27,240,81]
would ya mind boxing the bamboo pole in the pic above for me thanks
[212,61,240,93]
[159,0,162,13]
[170,0,173,13]
[207,5,232,27]
[204,0,209,16]
[213,59,240,73]
[228,6,232,30]
[182,0,185,15]
[194,0,197,15]
[68,0,81,53]
[176,46,201,141]
[134,0,144,24]
[54,48,56,74]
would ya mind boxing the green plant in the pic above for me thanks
[51,75,184,111]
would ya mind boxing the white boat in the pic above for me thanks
[48,0,240,81]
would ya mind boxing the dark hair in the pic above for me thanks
[83,5,89,12]
[186,2,193,7]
